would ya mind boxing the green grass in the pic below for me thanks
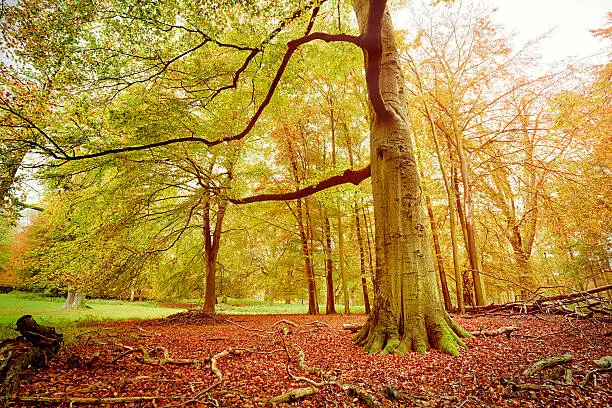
[216,298,366,315]
[0,291,366,340]
[0,292,183,340]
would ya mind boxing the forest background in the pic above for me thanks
[0,0,610,319]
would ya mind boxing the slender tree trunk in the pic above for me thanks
[305,198,320,313]
[352,0,468,355]
[362,208,375,280]
[324,215,336,314]
[427,120,464,313]
[337,206,349,314]
[203,195,229,313]
[202,159,232,313]
[297,197,318,315]
[452,126,485,306]
[355,203,371,314]
[424,194,452,311]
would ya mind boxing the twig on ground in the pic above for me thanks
[223,319,276,335]
[470,326,517,338]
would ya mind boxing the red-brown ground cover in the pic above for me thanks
[10,313,611,407]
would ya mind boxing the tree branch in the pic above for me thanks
[37,32,360,162]
[230,165,370,205]
[361,0,390,122]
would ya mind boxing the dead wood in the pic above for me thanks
[503,380,554,392]
[535,285,612,304]
[0,315,63,396]
[581,356,612,388]
[468,285,612,318]
[272,319,298,328]
[289,342,382,407]
[523,354,573,378]
[267,386,319,404]
[343,322,364,332]
[7,395,186,405]
[470,326,517,338]
[113,344,205,366]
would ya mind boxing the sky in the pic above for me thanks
[394,0,610,65]
[482,0,609,64]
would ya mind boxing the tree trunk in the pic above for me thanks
[355,202,371,314]
[289,148,318,315]
[430,123,464,313]
[61,290,86,310]
[203,161,232,313]
[324,215,336,314]
[424,194,452,311]
[352,0,469,355]
[337,206,350,314]
[297,197,318,315]
[452,125,485,306]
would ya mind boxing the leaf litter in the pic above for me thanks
[8,314,610,407]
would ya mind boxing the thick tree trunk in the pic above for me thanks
[324,215,336,314]
[352,0,469,355]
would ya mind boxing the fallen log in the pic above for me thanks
[467,285,612,318]
[470,326,517,338]
[534,285,612,304]
[267,386,318,404]
[343,322,364,333]
[523,354,573,378]
[1,315,63,396]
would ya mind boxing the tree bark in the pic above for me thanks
[352,0,469,355]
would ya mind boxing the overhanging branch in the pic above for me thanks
[229,165,370,205]
[21,32,360,162]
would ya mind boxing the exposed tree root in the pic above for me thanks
[272,319,298,328]
[352,311,470,356]
[289,342,382,407]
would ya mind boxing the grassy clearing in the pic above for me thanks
[0,291,365,340]
[0,292,182,340]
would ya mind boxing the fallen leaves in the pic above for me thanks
[5,314,610,407]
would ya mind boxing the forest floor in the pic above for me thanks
[8,313,611,407]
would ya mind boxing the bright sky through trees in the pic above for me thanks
[394,0,610,64]
[485,0,610,63]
